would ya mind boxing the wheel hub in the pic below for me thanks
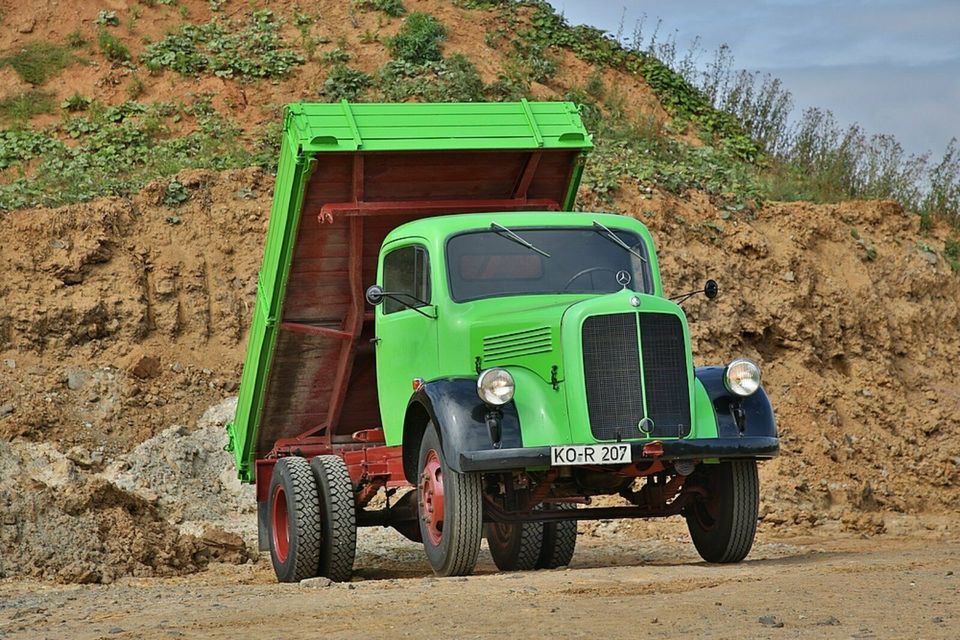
[418,449,445,546]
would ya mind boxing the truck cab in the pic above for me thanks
[227,101,778,582]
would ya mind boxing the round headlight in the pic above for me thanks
[724,358,761,397]
[477,368,515,405]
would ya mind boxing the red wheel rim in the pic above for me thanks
[271,484,290,563]
[419,449,445,546]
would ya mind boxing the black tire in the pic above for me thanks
[417,423,483,577]
[684,460,759,563]
[267,457,322,583]
[310,455,357,582]
[537,503,577,569]
[485,521,544,571]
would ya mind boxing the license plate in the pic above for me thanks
[551,443,631,466]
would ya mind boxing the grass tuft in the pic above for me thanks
[0,89,57,123]
[0,41,72,85]
[98,29,131,62]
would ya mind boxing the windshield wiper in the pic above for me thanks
[592,220,647,263]
[490,222,551,258]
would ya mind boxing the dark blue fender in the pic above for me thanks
[405,378,522,476]
[695,366,778,439]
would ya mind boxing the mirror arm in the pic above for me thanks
[381,293,437,319]
[366,286,436,319]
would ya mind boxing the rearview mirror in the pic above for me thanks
[365,285,384,306]
[704,279,719,300]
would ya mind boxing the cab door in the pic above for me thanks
[374,242,438,445]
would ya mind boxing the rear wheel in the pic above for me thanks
[310,455,357,582]
[685,460,759,563]
[537,503,577,569]
[485,521,544,571]
[268,457,322,582]
[417,423,483,576]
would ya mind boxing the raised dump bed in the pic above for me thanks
[228,100,592,480]
[229,101,778,583]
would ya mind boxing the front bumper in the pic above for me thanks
[458,436,779,473]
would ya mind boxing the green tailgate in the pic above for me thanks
[227,101,592,483]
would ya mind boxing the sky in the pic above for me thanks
[546,0,960,159]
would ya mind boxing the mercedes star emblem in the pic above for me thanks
[616,270,632,287]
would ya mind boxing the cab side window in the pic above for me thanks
[382,245,430,314]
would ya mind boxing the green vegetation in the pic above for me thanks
[353,0,407,17]
[0,100,267,211]
[386,12,447,63]
[319,39,352,64]
[66,30,88,48]
[378,54,485,102]
[0,41,72,85]
[944,237,960,272]
[96,10,120,27]
[0,129,62,170]
[98,29,131,62]
[579,100,761,208]
[141,10,304,80]
[127,75,146,99]
[321,65,373,102]
[61,93,92,112]
[0,90,57,123]
[163,179,189,206]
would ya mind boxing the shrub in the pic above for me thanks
[0,41,72,85]
[321,65,373,102]
[386,12,447,64]
[66,30,88,48]
[319,39,351,64]
[353,0,406,17]
[61,92,92,112]
[377,54,484,102]
[163,180,189,206]
[98,29,131,62]
[127,75,146,99]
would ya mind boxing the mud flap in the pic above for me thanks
[257,501,270,552]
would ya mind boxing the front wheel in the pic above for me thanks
[684,460,759,563]
[417,423,483,576]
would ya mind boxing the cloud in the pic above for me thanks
[546,0,960,155]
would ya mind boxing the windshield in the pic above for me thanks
[446,226,652,302]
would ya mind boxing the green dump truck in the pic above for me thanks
[227,101,779,582]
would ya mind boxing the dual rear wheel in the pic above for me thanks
[267,455,357,583]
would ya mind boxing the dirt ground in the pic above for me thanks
[2,524,957,640]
